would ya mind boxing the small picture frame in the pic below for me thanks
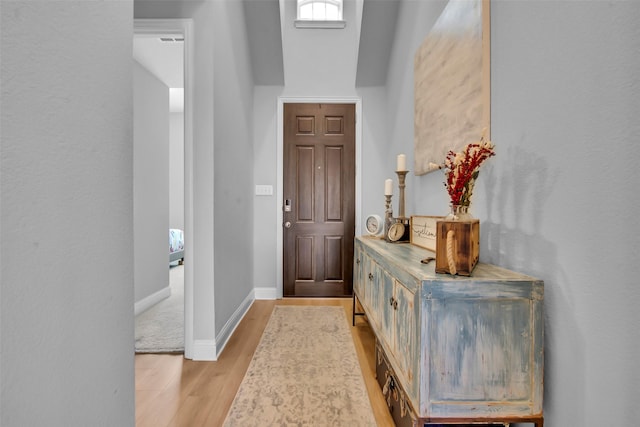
[410,216,444,252]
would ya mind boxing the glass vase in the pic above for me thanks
[446,204,474,221]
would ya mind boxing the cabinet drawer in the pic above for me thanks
[375,341,416,427]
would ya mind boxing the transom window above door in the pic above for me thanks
[297,0,342,20]
[296,0,345,27]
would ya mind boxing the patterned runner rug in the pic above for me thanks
[223,305,377,426]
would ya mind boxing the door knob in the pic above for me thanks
[284,221,292,228]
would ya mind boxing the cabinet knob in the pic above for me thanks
[393,300,398,310]
[389,297,394,306]
[368,273,374,281]
[356,258,361,265]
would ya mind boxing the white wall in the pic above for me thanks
[135,1,218,358]
[212,0,256,339]
[3,2,634,423]
[354,86,389,224]
[133,61,170,303]
[134,1,257,358]
[252,86,284,294]
[385,0,449,216]
[488,3,640,425]
[384,1,640,425]
[170,112,185,230]
[280,0,359,96]
[0,1,135,425]
[251,0,363,295]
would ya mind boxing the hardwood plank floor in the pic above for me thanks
[135,298,395,427]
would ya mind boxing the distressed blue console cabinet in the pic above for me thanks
[353,236,544,426]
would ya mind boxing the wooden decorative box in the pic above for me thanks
[435,219,480,276]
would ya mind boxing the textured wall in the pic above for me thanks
[251,0,364,297]
[1,1,134,425]
[390,1,640,425]
[170,112,185,231]
[212,0,256,336]
[280,0,359,95]
[133,61,170,303]
[385,0,449,215]
[486,2,640,425]
[136,0,258,352]
[134,1,218,358]
[252,86,283,292]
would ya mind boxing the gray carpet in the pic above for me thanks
[134,264,184,353]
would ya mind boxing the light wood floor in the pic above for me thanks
[135,298,395,427]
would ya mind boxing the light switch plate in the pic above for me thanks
[255,184,273,196]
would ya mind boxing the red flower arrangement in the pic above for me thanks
[439,131,495,207]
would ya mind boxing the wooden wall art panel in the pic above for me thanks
[414,0,491,176]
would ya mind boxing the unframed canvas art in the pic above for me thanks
[414,0,490,176]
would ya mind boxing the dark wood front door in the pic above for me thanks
[283,103,356,297]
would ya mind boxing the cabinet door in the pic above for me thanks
[393,280,418,392]
[362,254,374,312]
[379,268,395,351]
[430,298,534,403]
[369,261,390,330]
[355,249,373,311]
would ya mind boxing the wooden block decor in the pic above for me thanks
[435,219,480,276]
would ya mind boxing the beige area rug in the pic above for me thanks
[223,305,377,426]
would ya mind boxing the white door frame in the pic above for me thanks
[134,19,195,358]
[276,96,362,299]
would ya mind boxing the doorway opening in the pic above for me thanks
[133,19,194,358]
[282,103,356,297]
[277,97,363,299]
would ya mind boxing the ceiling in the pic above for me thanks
[242,0,399,87]
[132,0,400,104]
[133,35,184,112]
[355,0,400,86]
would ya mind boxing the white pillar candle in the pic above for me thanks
[397,154,407,171]
[384,179,393,196]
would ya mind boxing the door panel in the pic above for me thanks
[296,147,314,221]
[324,236,343,280]
[283,103,355,297]
[296,236,314,280]
[325,146,343,221]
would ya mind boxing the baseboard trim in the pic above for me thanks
[134,286,171,316]
[192,339,217,361]
[254,287,278,300]
[215,290,255,359]
[189,291,255,361]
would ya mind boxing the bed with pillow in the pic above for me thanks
[169,228,184,265]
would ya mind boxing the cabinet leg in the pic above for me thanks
[352,294,356,325]
[352,293,365,326]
